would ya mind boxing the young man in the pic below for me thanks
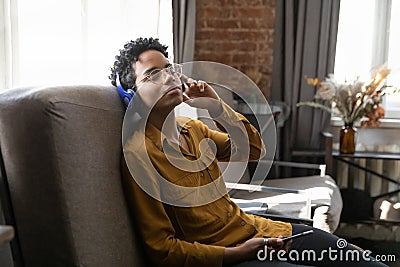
[110,37,388,267]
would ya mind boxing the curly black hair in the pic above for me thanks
[109,37,169,91]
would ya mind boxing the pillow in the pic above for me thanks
[373,197,400,222]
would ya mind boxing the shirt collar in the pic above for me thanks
[145,117,191,151]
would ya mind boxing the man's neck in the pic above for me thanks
[148,109,179,144]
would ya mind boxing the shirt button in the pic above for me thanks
[240,220,246,226]
[227,212,232,217]
[200,172,204,177]
[228,204,234,212]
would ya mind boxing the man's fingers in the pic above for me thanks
[182,92,191,102]
[268,238,284,248]
[180,74,192,83]
[197,80,206,92]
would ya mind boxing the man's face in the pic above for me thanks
[133,50,183,113]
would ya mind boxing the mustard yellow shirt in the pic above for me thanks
[121,101,292,267]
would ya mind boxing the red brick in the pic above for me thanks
[233,0,265,7]
[196,52,232,64]
[262,0,276,7]
[197,0,212,7]
[211,0,231,7]
[256,53,269,65]
[196,30,215,40]
[234,31,268,41]
[206,19,239,29]
[196,40,217,52]
[261,10,275,27]
[204,29,231,40]
[232,53,256,64]
[216,42,238,52]
[237,42,257,52]
[240,19,259,29]
[202,7,222,18]
[234,7,265,17]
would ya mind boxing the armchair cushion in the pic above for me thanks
[262,175,342,233]
[227,175,342,233]
[220,161,342,233]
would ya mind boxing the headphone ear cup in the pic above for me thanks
[115,72,135,107]
[122,89,134,107]
[127,89,135,96]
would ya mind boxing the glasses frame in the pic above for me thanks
[136,63,183,89]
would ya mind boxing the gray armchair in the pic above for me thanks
[0,86,149,266]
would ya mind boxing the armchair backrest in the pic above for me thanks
[0,86,149,266]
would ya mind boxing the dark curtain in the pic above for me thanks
[271,0,340,161]
[172,0,196,63]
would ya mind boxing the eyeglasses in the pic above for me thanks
[136,63,183,88]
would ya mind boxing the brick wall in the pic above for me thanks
[195,0,276,98]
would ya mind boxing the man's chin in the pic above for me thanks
[153,95,183,112]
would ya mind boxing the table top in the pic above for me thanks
[0,225,14,245]
[333,150,400,160]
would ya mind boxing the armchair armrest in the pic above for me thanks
[259,160,327,177]
[225,182,312,221]
[225,182,304,194]
[251,213,313,226]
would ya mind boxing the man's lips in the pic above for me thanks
[164,86,181,95]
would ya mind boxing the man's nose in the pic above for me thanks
[162,69,179,84]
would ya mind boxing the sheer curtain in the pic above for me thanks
[0,0,173,91]
[172,0,196,63]
[0,0,19,91]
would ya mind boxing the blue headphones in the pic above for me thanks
[116,72,135,108]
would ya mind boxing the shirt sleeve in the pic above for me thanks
[121,157,226,267]
[197,99,266,162]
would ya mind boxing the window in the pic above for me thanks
[3,0,173,89]
[334,0,400,119]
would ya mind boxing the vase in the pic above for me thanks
[339,122,357,154]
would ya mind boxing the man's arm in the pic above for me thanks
[121,157,226,267]
[196,100,266,162]
[181,79,265,162]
